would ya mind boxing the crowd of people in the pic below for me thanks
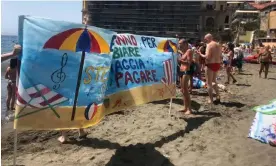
[176,33,274,115]
[1,34,274,143]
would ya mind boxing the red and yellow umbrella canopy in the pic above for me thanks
[157,40,177,53]
[43,28,110,54]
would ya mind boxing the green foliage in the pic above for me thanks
[254,30,267,38]
[243,19,260,31]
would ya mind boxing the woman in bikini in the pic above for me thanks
[225,43,237,84]
[5,58,17,111]
[258,46,272,79]
[178,39,193,115]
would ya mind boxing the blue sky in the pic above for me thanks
[1,1,82,35]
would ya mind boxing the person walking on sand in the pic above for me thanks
[197,34,221,104]
[235,46,244,74]
[5,58,17,111]
[225,43,237,84]
[58,129,88,143]
[258,45,272,79]
[177,39,193,115]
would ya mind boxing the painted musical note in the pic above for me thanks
[51,53,68,90]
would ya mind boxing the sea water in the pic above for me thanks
[1,35,18,120]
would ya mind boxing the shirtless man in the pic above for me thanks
[178,39,193,114]
[197,34,221,104]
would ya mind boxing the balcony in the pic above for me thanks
[232,10,259,19]
[92,15,199,23]
[231,17,258,25]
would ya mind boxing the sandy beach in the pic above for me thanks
[1,63,276,166]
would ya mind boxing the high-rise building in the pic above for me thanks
[82,1,201,39]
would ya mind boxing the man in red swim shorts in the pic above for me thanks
[197,34,221,104]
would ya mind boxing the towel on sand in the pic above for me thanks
[248,112,276,146]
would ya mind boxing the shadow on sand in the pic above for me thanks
[106,143,174,166]
[238,73,253,76]
[268,77,276,80]
[236,83,251,87]
[151,99,170,105]
[71,111,220,166]
[192,91,209,97]
[218,101,245,108]
[152,99,201,111]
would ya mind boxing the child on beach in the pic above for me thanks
[5,58,17,111]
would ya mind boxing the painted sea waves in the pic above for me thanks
[15,16,178,130]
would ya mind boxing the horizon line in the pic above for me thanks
[1,34,18,36]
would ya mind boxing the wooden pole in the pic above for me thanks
[169,98,173,115]
[13,129,18,166]
[168,49,176,115]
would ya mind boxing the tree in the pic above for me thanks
[243,20,260,31]
[254,30,267,38]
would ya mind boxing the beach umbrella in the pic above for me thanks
[157,40,178,87]
[43,27,110,121]
[157,39,178,115]
[157,40,177,53]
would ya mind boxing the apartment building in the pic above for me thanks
[82,1,202,40]
[230,1,276,44]
[82,1,239,42]
[199,1,237,41]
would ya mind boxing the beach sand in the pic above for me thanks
[1,63,276,166]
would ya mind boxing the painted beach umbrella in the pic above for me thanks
[158,40,178,88]
[43,28,110,54]
[157,40,177,53]
[43,27,110,120]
